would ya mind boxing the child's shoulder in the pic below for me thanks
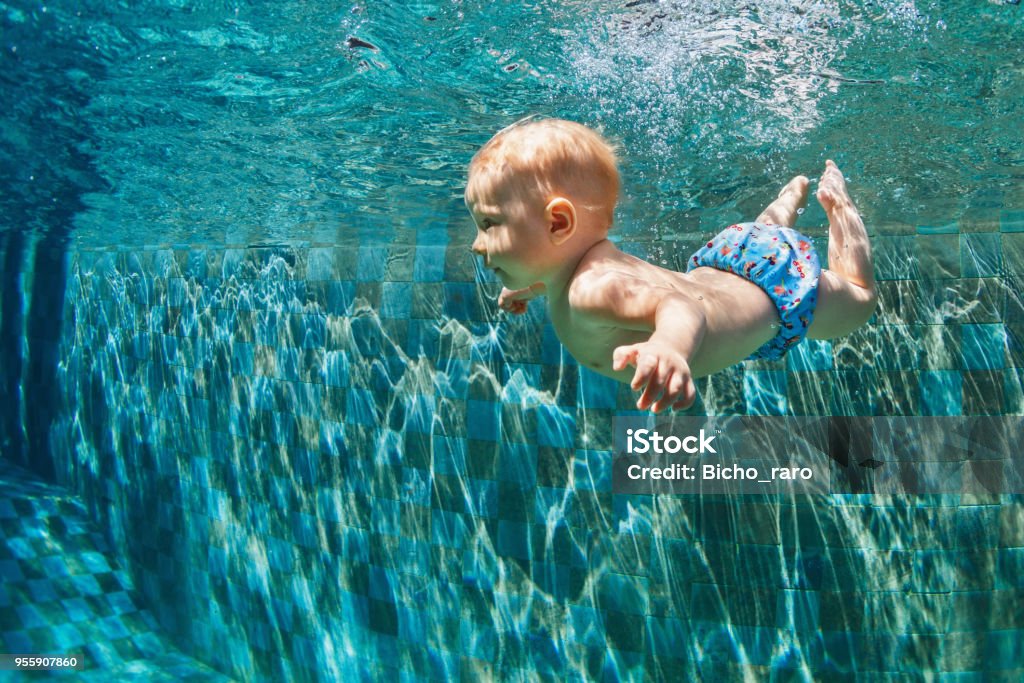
[565,262,624,313]
[565,247,673,322]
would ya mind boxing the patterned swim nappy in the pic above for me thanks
[687,222,821,360]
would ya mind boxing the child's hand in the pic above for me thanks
[497,283,545,315]
[613,341,697,413]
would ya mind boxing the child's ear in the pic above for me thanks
[545,197,577,245]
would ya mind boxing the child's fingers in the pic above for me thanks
[670,377,697,410]
[637,357,670,409]
[631,353,660,393]
[612,345,640,371]
[652,372,685,413]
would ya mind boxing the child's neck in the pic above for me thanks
[542,231,612,302]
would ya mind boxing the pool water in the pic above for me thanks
[2,0,1023,680]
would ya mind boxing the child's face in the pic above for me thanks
[466,182,552,290]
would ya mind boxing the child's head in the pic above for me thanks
[465,118,619,231]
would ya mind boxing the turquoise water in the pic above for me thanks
[3,0,1021,247]
[2,0,1024,680]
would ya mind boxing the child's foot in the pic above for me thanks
[756,175,809,227]
[816,160,857,217]
[817,159,874,291]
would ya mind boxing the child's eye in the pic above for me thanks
[480,219,495,230]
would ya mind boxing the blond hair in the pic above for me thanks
[466,118,619,229]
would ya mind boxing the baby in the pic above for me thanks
[466,118,877,413]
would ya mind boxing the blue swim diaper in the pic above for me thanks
[687,222,821,360]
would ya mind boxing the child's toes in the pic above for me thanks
[817,187,835,211]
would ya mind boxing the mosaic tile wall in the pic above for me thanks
[0,459,231,681]
[38,216,1024,680]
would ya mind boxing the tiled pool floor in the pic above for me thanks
[0,460,231,681]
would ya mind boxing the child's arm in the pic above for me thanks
[570,273,705,413]
[498,282,546,315]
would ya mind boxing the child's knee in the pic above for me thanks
[852,284,878,326]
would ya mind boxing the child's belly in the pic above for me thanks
[684,267,780,374]
[556,267,781,381]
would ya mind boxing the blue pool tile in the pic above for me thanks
[960,324,1005,370]
[579,370,618,409]
[960,233,1002,277]
[14,603,48,629]
[996,548,1024,589]
[730,625,776,666]
[775,589,820,631]
[357,247,388,281]
[918,222,958,235]
[534,487,572,525]
[1000,209,1024,232]
[207,547,228,580]
[496,521,531,560]
[462,549,498,591]
[532,562,570,600]
[69,574,103,596]
[396,605,427,644]
[523,629,567,675]
[306,248,336,281]
[503,363,541,388]
[265,536,295,574]
[744,371,787,415]
[499,443,537,487]
[431,510,467,548]
[920,371,963,415]
[537,405,575,448]
[460,619,498,661]
[406,394,435,434]
[541,324,574,365]
[433,436,467,476]
[464,479,498,518]
[371,498,401,536]
[349,317,383,357]
[407,319,440,357]
[414,246,447,282]
[397,539,431,577]
[985,629,1024,670]
[382,282,413,319]
[5,537,35,560]
[435,359,469,399]
[325,281,356,315]
[568,606,605,648]
[346,388,380,426]
[52,622,86,649]
[96,614,130,640]
[61,597,92,623]
[573,450,612,492]
[598,573,649,615]
[442,283,476,320]
[2,630,33,653]
[401,467,431,506]
[646,616,690,658]
[467,400,500,441]
[323,350,350,388]
[788,339,833,371]
[425,647,459,681]
[613,495,653,536]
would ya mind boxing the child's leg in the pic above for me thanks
[806,160,877,339]
[756,176,809,227]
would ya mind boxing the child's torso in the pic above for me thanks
[549,247,781,381]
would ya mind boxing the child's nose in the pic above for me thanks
[471,235,486,256]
